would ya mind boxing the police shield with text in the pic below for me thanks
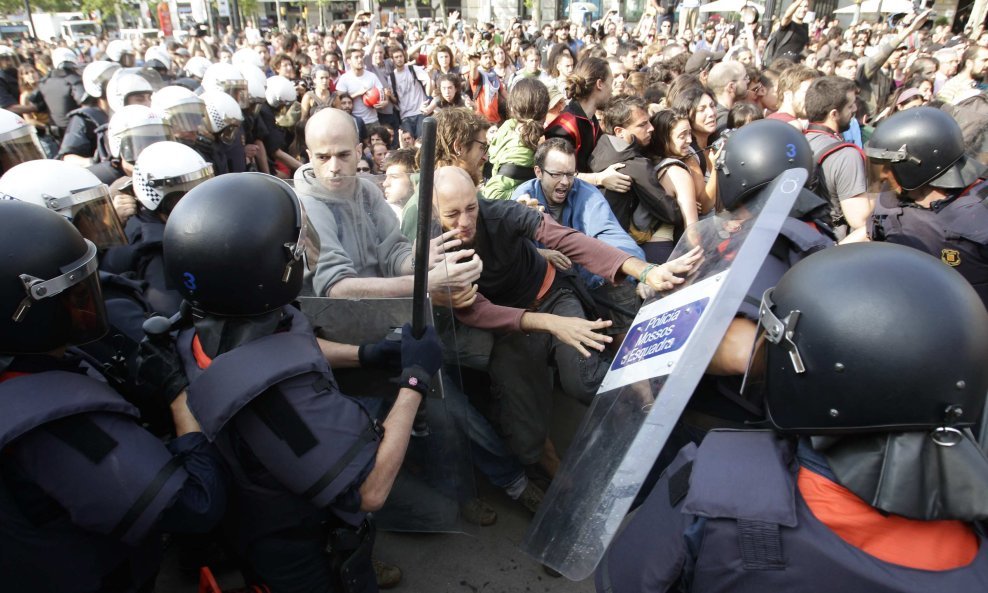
[523,147,808,578]
[600,242,988,592]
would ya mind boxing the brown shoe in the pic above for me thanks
[461,497,498,526]
[374,559,402,589]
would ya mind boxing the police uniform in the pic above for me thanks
[869,181,988,309]
[56,104,109,162]
[0,67,19,109]
[102,212,183,317]
[30,66,87,137]
[0,355,226,593]
[600,431,988,593]
[176,305,381,592]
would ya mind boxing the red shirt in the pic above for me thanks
[798,467,979,570]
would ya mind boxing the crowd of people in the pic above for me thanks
[3,3,988,592]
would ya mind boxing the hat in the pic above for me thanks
[895,87,923,106]
[685,50,724,74]
[548,83,566,110]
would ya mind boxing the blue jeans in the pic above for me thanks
[399,114,425,139]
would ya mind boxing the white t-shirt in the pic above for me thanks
[336,69,384,124]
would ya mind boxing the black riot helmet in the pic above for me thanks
[865,106,986,191]
[745,242,988,434]
[163,173,319,316]
[715,119,816,211]
[0,201,109,354]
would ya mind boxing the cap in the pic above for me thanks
[895,87,923,106]
[685,50,725,74]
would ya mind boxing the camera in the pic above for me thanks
[481,31,492,41]
[194,23,209,38]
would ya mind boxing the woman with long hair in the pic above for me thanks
[492,44,515,83]
[484,78,549,200]
[18,62,55,157]
[670,85,718,210]
[544,56,609,173]
[421,72,466,115]
[300,65,334,124]
[427,44,459,98]
[635,109,704,263]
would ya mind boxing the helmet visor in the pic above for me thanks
[274,101,302,128]
[149,164,215,213]
[218,124,240,144]
[864,156,902,209]
[119,123,174,162]
[163,102,208,136]
[221,80,251,109]
[0,128,45,173]
[291,200,321,276]
[13,240,109,346]
[66,187,128,249]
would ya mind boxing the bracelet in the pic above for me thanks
[639,264,657,285]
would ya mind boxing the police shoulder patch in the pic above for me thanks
[942,249,962,267]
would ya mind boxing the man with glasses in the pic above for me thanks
[517,138,644,334]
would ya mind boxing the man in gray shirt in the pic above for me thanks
[387,43,430,139]
[803,76,871,243]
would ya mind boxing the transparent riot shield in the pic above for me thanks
[290,165,478,534]
[521,168,808,578]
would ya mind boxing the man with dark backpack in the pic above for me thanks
[803,76,871,243]
[762,0,810,67]
[387,43,429,139]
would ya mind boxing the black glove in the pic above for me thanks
[396,323,443,396]
[357,335,402,370]
[135,316,189,404]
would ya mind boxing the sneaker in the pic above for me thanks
[523,463,552,492]
[461,497,498,526]
[374,559,402,589]
[517,480,545,514]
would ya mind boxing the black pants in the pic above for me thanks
[489,288,611,464]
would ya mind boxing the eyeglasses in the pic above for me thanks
[543,170,576,181]
[470,139,490,153]
[357,165,371,172]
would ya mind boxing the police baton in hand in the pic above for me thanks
[411,116,438,437]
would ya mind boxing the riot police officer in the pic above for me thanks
[0,108,45,173]
[88,104,175,189]
[601,243,988,592]
[866,106,988,309]
[57,60,118,165]
[105,39,136,68]
[638,119,834,482]
[201,64,250,173]
[158,172,443,592]
[102,140,214,316]
[0,200,226,593]
[688,119,834,428]
[200,89,246,174]
[29,47,87,142]
[150,85,213,165]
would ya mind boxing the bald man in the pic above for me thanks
[433,165,700,471]
[295,111,547,521]
[295,108,482,298]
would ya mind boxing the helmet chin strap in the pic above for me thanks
[811,430,988,522]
